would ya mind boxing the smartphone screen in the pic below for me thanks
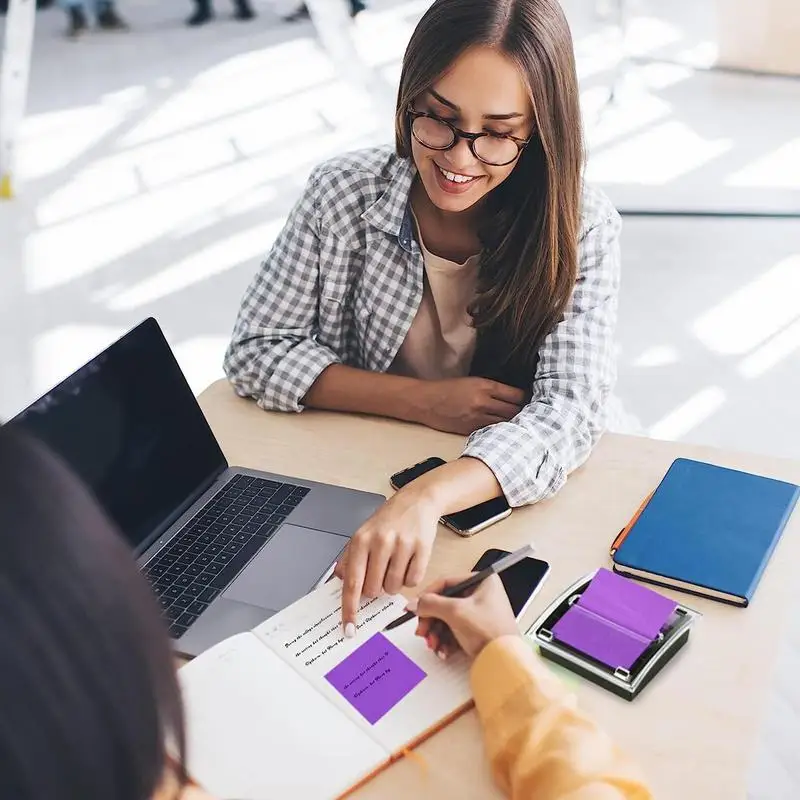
[390,457,446,489]
[390,457,510,535]
[445,498,510,533]
[472,549,550,619]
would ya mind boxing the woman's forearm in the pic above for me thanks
[302,364,425,422]
[472,638,652,800]
[305,366,507,512]
[406,455,505,515]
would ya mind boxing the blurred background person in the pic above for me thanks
[60,0,127,37]
[186,0,255,26]
[283,0,366,23]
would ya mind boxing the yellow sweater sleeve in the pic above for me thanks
[470,636,653,800]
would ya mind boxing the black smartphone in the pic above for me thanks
[472,548,551,620]
[389,457,511,537]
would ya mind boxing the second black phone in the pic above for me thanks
[389,457,511,536]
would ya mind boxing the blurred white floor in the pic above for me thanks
[1,0,798,466]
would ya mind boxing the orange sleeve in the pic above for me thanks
[469,637,652,800]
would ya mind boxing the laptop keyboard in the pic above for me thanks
[144,474,310,638]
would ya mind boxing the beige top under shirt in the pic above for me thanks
[389,217,480,380]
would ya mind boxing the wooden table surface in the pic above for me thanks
[198,380,800,800]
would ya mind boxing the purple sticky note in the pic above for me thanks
[325,633,426,725]
[579,569,677,641]
[552,569,677,670]
[552,606,650,669]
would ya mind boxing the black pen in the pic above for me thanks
[383,544,534,632]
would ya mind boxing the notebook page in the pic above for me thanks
[374,615,473,752]
[256,581,472,754]
[179,632,387,800]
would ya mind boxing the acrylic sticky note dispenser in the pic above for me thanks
[526,569,700,701]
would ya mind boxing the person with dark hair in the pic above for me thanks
[224,0,622,633]
[0,426,193,800]
[186,0,255,26]
[0,425,648,798]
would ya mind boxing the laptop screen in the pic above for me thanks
[8,319,227,553]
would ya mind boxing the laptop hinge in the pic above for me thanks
[136,465,227,556]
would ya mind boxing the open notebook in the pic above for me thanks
[179,579,473,799]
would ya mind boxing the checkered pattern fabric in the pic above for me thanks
[224,146,621,506]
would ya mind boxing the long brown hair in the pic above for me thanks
[395,0,584,383]
[0,426,187,800]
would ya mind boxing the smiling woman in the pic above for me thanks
[224,0,622,631]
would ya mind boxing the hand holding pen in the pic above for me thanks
[385,544,534,660]
[405,573,519,660]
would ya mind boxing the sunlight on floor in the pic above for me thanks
[574,14,690,83]
[648,386,727,440]
[26,156,283,291]
[624,16,688,57]
[25,122,378,292]
[583,85,674,151]
[173,336,230,395]
[692,255,800,356]
[35,158,140,227]
[672,41,718,68]
[352,1,424,70]
[33,324,128,392]
[105,218,285,311]
[587,119,732,185]
[16,103,129,181]
[726,137,800,189]
[573,27,624,82]
[30,323,227,399]
[34,99,324,227]
[121,40,337,147]
[632,345,681,368]
[31,63,385,231]
[737,319,800,380]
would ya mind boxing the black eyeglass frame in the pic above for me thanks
[406,105,532,167]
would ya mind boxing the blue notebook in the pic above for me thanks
[612,458,799,606]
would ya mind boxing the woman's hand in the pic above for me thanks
[408,574,519,659]
[334,485,442,636]
[411,377,526,435]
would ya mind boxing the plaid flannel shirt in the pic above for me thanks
[224,146,622,507]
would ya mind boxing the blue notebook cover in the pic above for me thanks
[612,458,800,606]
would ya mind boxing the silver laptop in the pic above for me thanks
[8,318,384,657]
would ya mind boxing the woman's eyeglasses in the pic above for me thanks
[407,105,531,167]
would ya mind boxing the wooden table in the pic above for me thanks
[198,380,800,800]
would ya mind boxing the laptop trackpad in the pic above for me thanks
[222,524,347,612]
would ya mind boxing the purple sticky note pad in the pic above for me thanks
[552,569,677,670]
[325,633,426,725]
[580,569,677,641]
